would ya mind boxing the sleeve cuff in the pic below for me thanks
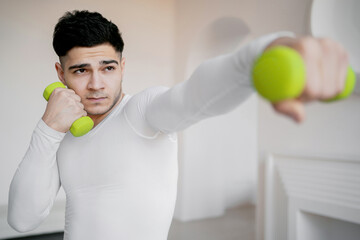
[233,31,296,86]
[252,31,296,59]
[36,119,67,142]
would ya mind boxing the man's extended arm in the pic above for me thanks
[126,30,351,135]
[124,32,294,137]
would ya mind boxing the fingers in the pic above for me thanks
[294,37,349,101]
[53,88,83,107]
[264,36,350,123]
[77,102,88,117]
[335,44,349,95]
[318,38,348,99]
[272,99,305,123]
[43,87,87,132]
[68,91,87,117]
[69,89,82,102]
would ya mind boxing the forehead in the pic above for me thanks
[62,43,120,67]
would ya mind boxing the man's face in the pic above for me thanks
[55,43,125,117]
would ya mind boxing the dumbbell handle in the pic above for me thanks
[43,82,94,137]
[252,46,357,103]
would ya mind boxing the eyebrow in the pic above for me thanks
[100,60,119,65]
[68,63,90,70]
[68,60,119,71]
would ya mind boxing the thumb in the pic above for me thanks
[272,99,306,123]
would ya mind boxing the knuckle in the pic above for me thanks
[297,37,311,50]
[67,88,75,94]
[52,87,65,96]
[52,87,61,94]
[61,90,69,96]
[301,36,317,46]
[297,37,320,57]
[76,108,83,116]
[318,38,329,45]
[65,96,73,103]
[299,36,313,45]
[68,93,80,102]
[319,38,334,49]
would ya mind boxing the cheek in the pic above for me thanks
[64,74,88,94]
[107,75,122,95]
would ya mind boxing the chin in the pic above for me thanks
[85,94,121,116]
[85,105,112,116]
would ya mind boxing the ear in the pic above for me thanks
[55,62,66,86]
[120,57,126,76]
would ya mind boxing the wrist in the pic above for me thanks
[41,115,67,133]
[264,36,297,52]
[37,119,67,141]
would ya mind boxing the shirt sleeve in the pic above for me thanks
[125,32,295,137]
[7,119,66,233]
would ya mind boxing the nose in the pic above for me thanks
[87,71,105,90]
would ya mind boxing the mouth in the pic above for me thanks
[87,97,107,102]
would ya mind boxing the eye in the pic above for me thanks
[74,68,86,74]
[105,66,115,72]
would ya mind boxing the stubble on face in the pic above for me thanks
[86,85,123,116]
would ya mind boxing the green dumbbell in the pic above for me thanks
[252,46,357,103]
[43,82,94,137]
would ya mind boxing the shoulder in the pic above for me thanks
[131,86,169,102]
[124,86,170,138]
[125,86,169,113]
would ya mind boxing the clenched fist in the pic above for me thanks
[42,87,87,133]
[266,36,350,123]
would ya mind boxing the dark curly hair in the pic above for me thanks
[53,10,124,57]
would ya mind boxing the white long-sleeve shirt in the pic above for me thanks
[8,32,293,240]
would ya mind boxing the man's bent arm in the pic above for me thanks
[144,32,295,134]
[8,120,65,232]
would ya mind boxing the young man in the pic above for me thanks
[8,10,349,239]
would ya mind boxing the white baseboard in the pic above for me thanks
[0,200,65,239]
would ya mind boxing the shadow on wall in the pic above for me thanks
[185,17,252,78]
[174,16,258,221]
